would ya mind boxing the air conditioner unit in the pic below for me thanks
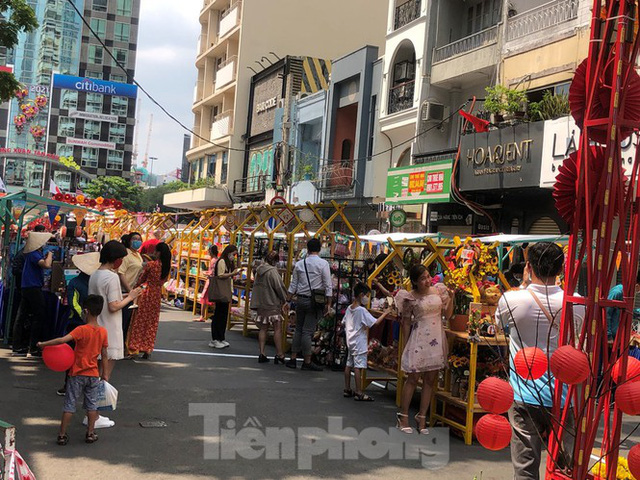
[421,101,445,122]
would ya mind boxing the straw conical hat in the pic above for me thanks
[72,252,101,276]
[24,232,53,253]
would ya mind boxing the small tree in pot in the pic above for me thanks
[484,85,528,123]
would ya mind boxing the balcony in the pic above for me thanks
[394,0,421,31]
[506,0,579,42]
[388,80,415,115]
[210,111,233,140]
[433,25,498,63]
[218,1,241,38]
[233,175,269,197]
[215,55,237,90]
[316,162,355,192]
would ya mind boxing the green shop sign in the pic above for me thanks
[385,160,452,205]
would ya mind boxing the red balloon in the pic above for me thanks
[628,444,640,479]
[514,347,548,380]
[550,346,590,385]
[477,377,514,414]
[475,414,512,450]
[616,382,640,415]
[42,344,74,372]
[612,357,640,384]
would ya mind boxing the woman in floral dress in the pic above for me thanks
[127,242,172,359]
[395,264,453,434]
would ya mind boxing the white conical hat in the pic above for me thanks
[24,232,54,254]
[72,252,101,275]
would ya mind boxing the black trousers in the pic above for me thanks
[211,302,229,341]
[12,287,46,352]
[122,305,133,349]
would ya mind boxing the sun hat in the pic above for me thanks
[71,252,101,276]
[24,232,54,254]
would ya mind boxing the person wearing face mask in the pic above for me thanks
[394,264,453,434]
[89,240,142,382]
[342,282,393,401]
[118,232,144,351]
[209,245,242,349]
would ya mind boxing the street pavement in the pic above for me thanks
[1,305,633,479]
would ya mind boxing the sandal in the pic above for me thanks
[85,432,99,444]
[414,414,429,435]
[343,389,354,398]
[354,393,374,402]
[57,434,68,446]
[396,413,414,434]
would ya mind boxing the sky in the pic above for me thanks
[134,0,202,177]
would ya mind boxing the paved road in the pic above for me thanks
[2,305,633,479]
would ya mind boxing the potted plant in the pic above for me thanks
[302,163,314,181]
[484,85,528,123]
[528,91,570,121]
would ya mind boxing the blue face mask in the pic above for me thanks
[132,240,142,250]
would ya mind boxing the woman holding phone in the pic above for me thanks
[209,245,242,349]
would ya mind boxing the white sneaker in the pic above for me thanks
[83,415,115,429]
[221,341,230,348]
[212,340,226,349]
[208,340,216,348]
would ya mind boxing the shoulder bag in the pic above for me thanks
[207,259,233,303]
[303,258,327,309]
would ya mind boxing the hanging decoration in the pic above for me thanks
[514,347,548,380]
[46,205,60,225]
[476,377,514,414]
[475,414,512,451]
[549,345,590,385]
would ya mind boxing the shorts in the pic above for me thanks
[63,375,100,413]
[252,312,283,326]
[346,351,368,369]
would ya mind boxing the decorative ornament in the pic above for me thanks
[612,357,640,384]
[476,377,514,414]
[475,414,512,451]
[53,193,64,201]
[54,215,61,222]
[514,347,548,380]
[549,345,590,385]
[34,94,48,108]
[628,444,640,479]
[14,86,28,101]
[76,194,85,203]
[95,196,104,205]
[615,382,640,415]
[389,208,407,228]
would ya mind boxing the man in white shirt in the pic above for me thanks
[286,238,332,371]
[496,242,582,480]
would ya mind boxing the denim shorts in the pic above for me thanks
[63,375,100,413]
[346,352,368,369]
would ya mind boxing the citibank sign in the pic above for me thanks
[52,73,138,99]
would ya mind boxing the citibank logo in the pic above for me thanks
[74,79,117,95]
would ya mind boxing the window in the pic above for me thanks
[107,150,124,170]
[81,148,99,168]
[207,153,217,177]
[88,45,104,65]
[111,73,127,83]
[58,117,76,137]
[53,171,72,191]
[84,71,103,79]
[90,18,106,38]
[111,96,128,116]
[341,139,351,161]
[109,123,126,144]
[114,22,130,42]
[112,48,128,67]
[116,0,132,16]
[221,151,228,184]
[61,90,78,110]
[84,120,101,140]
[86,93,103,113]
[57,144,74,158]
[92,0,107,12]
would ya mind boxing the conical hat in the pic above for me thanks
[71,252,101,276]
[24,232,53,253]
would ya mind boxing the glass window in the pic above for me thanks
[61,90,78,110]
[84,120,101,140]
[81,148,99,168]
[107,150,124,170]
[86,93,103,113]
[92,0,107,12]
[53,171,72,191]
[221,151,228,184]
[111,96,128,116]
[112,48,128,67]
[57,144,74,158]
[88,45,104,65]
[84,70,103,79]
[58,117,76,137]
[90,18,106,38]
[207,153,217,177]
[109,123,126,144]
[114,22,130,43]
[110,73,127,83]
[116,0,132,16]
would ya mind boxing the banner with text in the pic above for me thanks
[385,160,452,205]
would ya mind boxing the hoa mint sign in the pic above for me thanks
[385,160,452,205]
[53,74,138,99]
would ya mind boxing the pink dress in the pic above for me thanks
[396,283,449,374]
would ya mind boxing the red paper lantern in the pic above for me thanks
[514,347,548,380]
[477,377,514,414]
[616,382,640,415]
[42,344,74,372]
[69,196,77,205]
[611,357,640,384]
[550,345,590,385]
[628,444,640,479]
[54,193,64,201]
[475,414,511,451]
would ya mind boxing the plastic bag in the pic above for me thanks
[96,380,118,411]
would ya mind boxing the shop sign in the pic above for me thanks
[247,145,275,191]
[385,160,452,205]
[459,121,544,191]
[52,73,138,99]
[0,148,59,161]
[256,97,277,114]
[66,137,116,150]
[539,115,638,188]
[69,110,118,123]
[389,209,407,228]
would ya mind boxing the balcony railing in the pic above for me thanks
[507,0,578,41]
[218,1,241,38]
[211,111,233,140]
[233,175,268,196]
[316,162,355,191]
[215,55,237,89]
[388,80,415,115]
[433,25,498,63]
[394,0,421,30]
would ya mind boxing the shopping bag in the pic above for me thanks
[96,380,118,411]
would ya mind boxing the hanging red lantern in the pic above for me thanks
[477,377,514,414]
[611,357,640,384]
[628,444,640,479]
[475,414,511,451]
[514,347,548,380]
[63,193,71,202]
[615,382,640,415]
[550,345,590,385]
[69,196,77,205]
[54,193,64,201]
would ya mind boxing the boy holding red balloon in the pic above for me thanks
[37,295,108,446]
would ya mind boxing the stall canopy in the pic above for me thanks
[357,233,439,243]
[475,234,569,244]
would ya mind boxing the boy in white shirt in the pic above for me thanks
[343,282,393,401]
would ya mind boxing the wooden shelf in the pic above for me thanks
[435,390,485,412]
[367,361,398,376]
[445,329,508,346]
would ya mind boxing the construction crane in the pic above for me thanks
[143,113,153,170]
[132,97,141,168]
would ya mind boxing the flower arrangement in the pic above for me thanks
[35,94,48,108]
[29,125,45,139]
[445,238,500,295]
[20,102,39,119]
[15,87,28,101]
[591,456,637,479]
[59,155,81,171]
[448,354,470,378]
[13,114,27,134]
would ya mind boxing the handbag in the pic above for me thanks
[303,258,327,309]
[207,259,233,303]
